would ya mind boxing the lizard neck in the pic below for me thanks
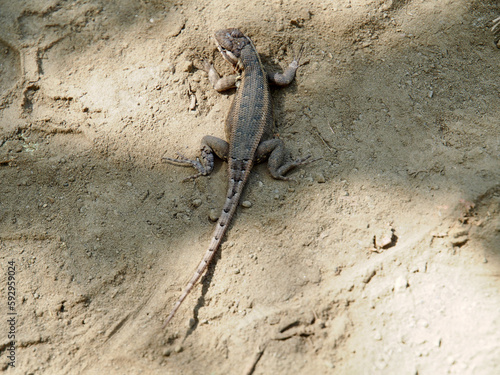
[239,43,263,72]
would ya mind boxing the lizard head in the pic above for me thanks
[214,28,250,70]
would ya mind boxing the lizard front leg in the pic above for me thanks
[255,138,317,181]
[202,60,239,92]
[163,135,229,181]
[267,45,304,87]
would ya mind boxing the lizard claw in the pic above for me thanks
[272,154,322,180]
[162,152,191,165]
[294,44,307,67]
[293,154,322,166]
[162,153,211,181]
[182,172,204,182]
[199,59,214,73]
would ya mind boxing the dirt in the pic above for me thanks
[0,0,499,374]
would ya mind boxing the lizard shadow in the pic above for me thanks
[183,239,222,338]
[260,53,302,132]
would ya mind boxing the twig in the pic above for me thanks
[0,158,15,166]
[242,343,267,375]
[314,126,333,153]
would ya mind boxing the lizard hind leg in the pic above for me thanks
[162,135,229,181]
[255,138,320,181]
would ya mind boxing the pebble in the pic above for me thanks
[394,276,408,292]
[192,198,202,208]
[314,172,326,183]
[324,361,335,369]
[241,200,252,208]
[450,236,468,247]
[417,319,429,328]
[268,315,280,325]
[164,62,175,74]
[362,268,376,284]
[448,226,469,245]
[449,227,468,237]
[179,60,193,73]
[209,209,219,222]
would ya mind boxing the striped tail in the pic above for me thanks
[164,165,251,326]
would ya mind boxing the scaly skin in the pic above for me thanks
[492,16,500,47]
[162,28,316,326]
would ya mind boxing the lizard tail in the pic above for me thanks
[164,169,250,326]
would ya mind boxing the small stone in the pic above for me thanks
[373,330,382,341]
[179,60,194,73]
[448,225,469,238]
[174,345,183,353]
[448,224,469,246]
[417,319,429,328]
[375,358,387,370]
[192,198,202,208]
[209,209,219,222]
[241,200,252,208]
[164,62,175,74]
[268,315,280,325]
[394,276,408,292]
[314,173,326,183]
[162,348,171,356]
[362,268,376,284]
[324,361,335,369]
[450,236,468,246]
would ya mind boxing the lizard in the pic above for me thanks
[493,16,500,47]
[162,28,317,326]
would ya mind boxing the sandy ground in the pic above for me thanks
[0,0,499,374]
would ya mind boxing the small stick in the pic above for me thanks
[0,159,15,165]
[314,126,333,153]
[242,343,267,375]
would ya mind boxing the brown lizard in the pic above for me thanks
[162,28,317,326]
[493,16,500,47]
